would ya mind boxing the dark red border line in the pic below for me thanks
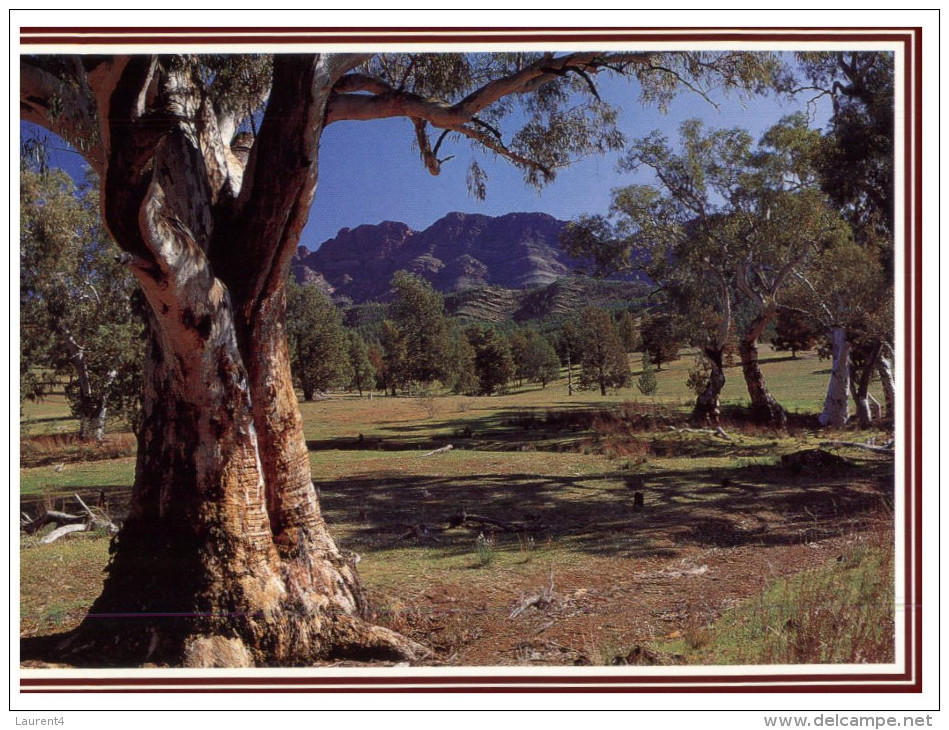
[19,671,913,687]
[20,684,923,695]
[18,26,922,33]
[912,25,924,694]
[20,26,917,34]
[16,26,922,694]
[18,30,915,45]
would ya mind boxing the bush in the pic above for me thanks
[636,352,658,396]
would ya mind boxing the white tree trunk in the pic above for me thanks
[818,326,851,427]
[877,345,896,421]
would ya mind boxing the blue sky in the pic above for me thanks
[304,67,833,249]
[23,58,832,251]
[308,77,831,249]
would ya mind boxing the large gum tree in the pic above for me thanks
[20,51,786,667]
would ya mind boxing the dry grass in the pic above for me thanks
[656,518,895,664]
[21,432,137,468]
[19,346,896,667]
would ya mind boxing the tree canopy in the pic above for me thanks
[18,49,801,666]
[20,164,143,440]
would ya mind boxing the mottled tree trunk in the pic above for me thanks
[692,347,726,424]
[61,326,115,442]
[76,395,109,443]
[877,345,896,422]
[818,326,851,427]
[739,310,787,426]
[61,54,420,667]
[851,341,882,429]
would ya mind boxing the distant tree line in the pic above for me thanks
[283,269,687,401]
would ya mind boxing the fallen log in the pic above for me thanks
[21,511,85,535]
[22,493,119,539]
[668,425,733,441]
[420,444,453,457]
[38,524,88,544]
[819,440,894,454]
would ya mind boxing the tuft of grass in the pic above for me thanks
[474,532,496,567]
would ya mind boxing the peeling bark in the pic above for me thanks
[851,341,882,429]
[692,347,726,424]
[739,310,787,426]
[46,55,422,667]
[818,326,851,427]
[877,345,896,422]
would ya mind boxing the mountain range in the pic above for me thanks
[292,211,650,321]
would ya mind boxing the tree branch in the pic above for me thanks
[219,54,365,315]
[326,52,653,127]
[20,56,104,173]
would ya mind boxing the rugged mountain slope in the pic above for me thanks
[444,277,651,324]
[294,211,583,303]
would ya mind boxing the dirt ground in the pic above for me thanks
[21,431,895,668]
[342,455,894,666]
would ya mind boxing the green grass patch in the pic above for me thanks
[20,458,135,498]
[655,525,894,664]
[20,533,112,637]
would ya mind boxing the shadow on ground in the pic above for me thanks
[317,453,894,560]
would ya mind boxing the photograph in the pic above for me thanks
[13,16,928,707]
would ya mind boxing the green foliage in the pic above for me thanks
[474,532,496,567]
[577,306,631,395]
[467,326,515,396]
[658,526,893,664]
[771,309,817,357]
[367,342,386,393]
[20,167,143,437]
[379,319,408,395]
[286,281,350,400]
[390,271,450,389]
[441,325,479,395]
[639,312,681,371]
[346,331,376,396]
[523,332,562,388]
[353,51,790,194]
[615,310,641,353]
[636,351,658,397]
[509,327,561,388]
[684,354,712,396]
[798,52,894,245]
[556,317,585,367]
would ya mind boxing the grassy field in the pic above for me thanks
[19,348,896,666]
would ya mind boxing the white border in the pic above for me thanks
[8,7,938,716]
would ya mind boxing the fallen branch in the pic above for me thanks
[74,492,95,518]
[510,573,557,619]
[21,510,85,535]
[668,425,733,441]
[38,523,88,544]
[22,493,120,539]
[819,440,894,454]
[420,444,453,457]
